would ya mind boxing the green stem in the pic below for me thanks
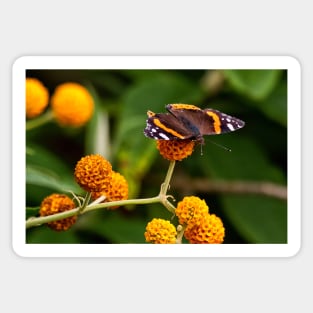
[25,196,160,229]
[84,196,161,213]
[26,110,54,131]
[159,160,176,214]
[176,224,186,244]
[78,192,91,214]
[26,209,80,229]
[160,160,176,195]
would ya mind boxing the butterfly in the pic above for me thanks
[144,104,245,145]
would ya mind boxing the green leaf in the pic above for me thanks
[26,165,81,194]
[197,136,287,243]
[77,210,148,243]
[26,144,82,202]
[26,226,79,243]
[200,135,285,182]
[85,70,130,97]
[259,80,287,127]
[224,70,282,101]
[26,143,73,177]
[222,195,287,243]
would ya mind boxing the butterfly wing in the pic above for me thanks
[144,111,196,140]
[166,104,210,135]
[202,109,245,134]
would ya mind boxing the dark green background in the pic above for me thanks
[26,69,287,244]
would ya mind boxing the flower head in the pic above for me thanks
[74,154,113,192]
[184,214,225,244]
[144,218,177,244]
[39,194,77,231]
[26,78,49,118]
[51,82,94,127]
[156,139,195,161]
[91,171,129,209]
[175,196,209,227]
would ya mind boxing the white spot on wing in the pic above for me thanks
[227,123,235,131]
[159,133,170,140]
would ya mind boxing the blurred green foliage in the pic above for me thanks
[26,68,287,244]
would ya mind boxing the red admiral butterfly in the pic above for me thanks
[144,104,245,145]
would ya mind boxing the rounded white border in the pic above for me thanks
[12,56,301,257]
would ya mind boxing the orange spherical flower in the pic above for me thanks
[91,171,129,209]
[156,139,195,161]
[51,82,94,127]
[26,78,49,118]
[144,218,177,244]
[74,154,113,192]
[175,196,209,227]
[39,194,77,231]
[184,213,225,244]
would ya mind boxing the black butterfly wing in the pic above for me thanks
[144,112,196,140]
[167,104,245,135]
[202,109,245,134]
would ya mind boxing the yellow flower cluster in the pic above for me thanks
[91,171,129,209]
[39,194,77,231]
[175,196,209,227]
[175,196,225,244]
[51,82,94,127]
[184,214,225,244]
[25,78,94,127]
[144,218,177,244]
[75,154,129,205]
[26,78,49,118]
[156,139,195,161]
[74,154,113,192]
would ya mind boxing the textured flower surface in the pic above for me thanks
[145,218,177,244]
[51,82,94,127]
[175,196,209,227]
[156,139,195,161]
[39,194,77,231]
[74,154,113,192]
[91,171,129,209]
[184,214,225,244]
[26,78,49,118]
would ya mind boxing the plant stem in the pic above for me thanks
[160,160,176,195]
[84,196,161,213]
[176,224,186,244]
[26,110,54,131]
[25,196,161,229]
[78,192,91,214]
[158,160,176,214]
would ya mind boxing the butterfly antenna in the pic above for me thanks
[207,139,232,152]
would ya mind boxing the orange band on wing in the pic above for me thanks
[206,111,221,134]
[171,104,201,111]
[154,118,186,139]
